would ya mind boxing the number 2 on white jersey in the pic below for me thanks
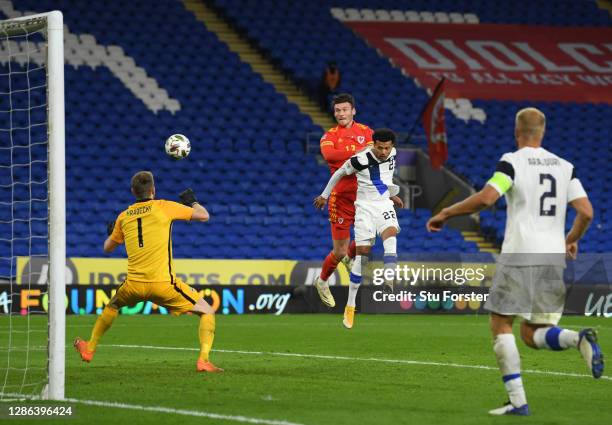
[539,173,557,217]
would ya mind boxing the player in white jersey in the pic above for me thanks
[426,108,603,416]
[314,129,403,328]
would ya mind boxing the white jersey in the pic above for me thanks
[320,147,399,202]
[320,147,401,244]
[486,147,588,258]
[344,147,399,202]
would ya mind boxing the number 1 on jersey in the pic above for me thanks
[137,218,144,247]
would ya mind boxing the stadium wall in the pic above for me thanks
[10,255,612,317]
[3,283,611,317]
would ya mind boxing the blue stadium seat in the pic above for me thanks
[0,0,608,280]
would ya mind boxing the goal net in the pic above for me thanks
[0,11,65,400]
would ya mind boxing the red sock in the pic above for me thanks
[348,240,356,259]
[320,251,340,281]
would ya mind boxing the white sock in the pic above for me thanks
[383,236,397,258]
[347,256,363,307]
[494,333,527,407]
[347,283,360,307]
[383,236,397,277]
[533,327,579,350]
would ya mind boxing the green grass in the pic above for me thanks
[1,314,610,425]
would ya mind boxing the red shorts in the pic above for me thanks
[328,191,356,240]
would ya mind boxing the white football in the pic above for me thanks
[165,134,191,159]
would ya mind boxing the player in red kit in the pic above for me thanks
[314,93,373,307]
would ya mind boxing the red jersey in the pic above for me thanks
[319,121,373,193]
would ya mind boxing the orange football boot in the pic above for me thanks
[196,359,224,373]
[73,337,95,363]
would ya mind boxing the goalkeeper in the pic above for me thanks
[74,171,222,373]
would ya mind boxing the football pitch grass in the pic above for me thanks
[1,314,610,425]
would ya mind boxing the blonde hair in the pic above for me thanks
[130,171,154,199]
[515,107,546,139]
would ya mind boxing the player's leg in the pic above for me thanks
[74,280,132,362]
[521,319,604,378]
[347,240,357,260]
[488,313,530,416]
[191,299,224,373]
[521,318,576,349]
[329,238,350,270]
[343,243,371,329]
[156,279,223,372]
[374,198,400,291]
[380,226,398,292]
[341,192,358,271]
[314,193,355,306]
[341,240,357,273]
[521,265,604,378]
[343,203,375,329]
[325,191,356,274]
[314,226,349,307]
[324,194,352,270]
[485,264,529,415]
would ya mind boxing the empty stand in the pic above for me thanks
[1,0,608,281]
[213,0,611,253]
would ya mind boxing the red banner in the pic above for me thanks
[344,22,612,103]
[422,79,448,169]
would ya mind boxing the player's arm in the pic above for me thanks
[566,197,593,245]
[191,203,210,222]
[103,237,120,253]
[427,160,511,232]
[365,127,374,148]
[391,196,404,208]
[565,168,593,258]
[313,157,360,209]
[103,218,123,253]
[426,186,500,232]
[320,137,353,162]
[179,188,210,222]
[313,166,348,209]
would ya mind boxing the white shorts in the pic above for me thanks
[484,264,565,325]
[354,199,400,245]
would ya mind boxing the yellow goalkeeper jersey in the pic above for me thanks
[110,199,193,282]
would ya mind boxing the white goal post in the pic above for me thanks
[0,10,65,400]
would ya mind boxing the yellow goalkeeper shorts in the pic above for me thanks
[110,278,201,316]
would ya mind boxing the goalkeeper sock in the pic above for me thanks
[533,327,579,350]
[347,256,363,307]
[348,240,356,259]
[198,314,216,361]
[87,306,118,352]
[320,251,340,281]
[494,333,527,407]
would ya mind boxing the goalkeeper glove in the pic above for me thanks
[179,188,198,207]
[107,221,115,236]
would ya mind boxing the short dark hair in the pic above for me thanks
[332,93,355,108]
[372,128,396,144]
[131,171,154,199]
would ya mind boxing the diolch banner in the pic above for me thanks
[342,21,612,103]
